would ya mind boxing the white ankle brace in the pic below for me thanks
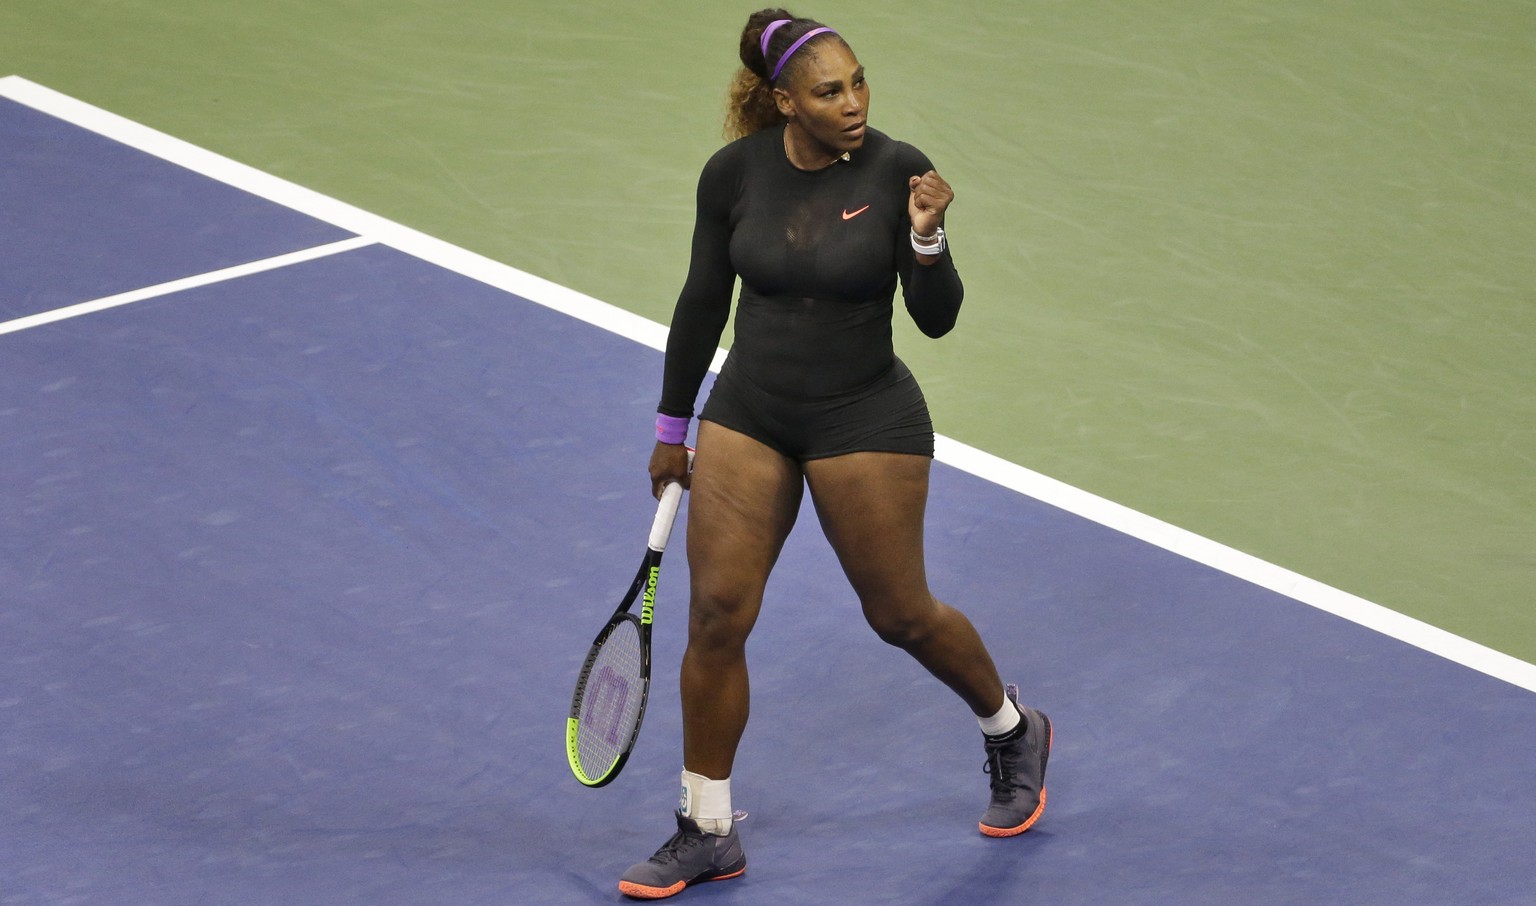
[680,769,733,834]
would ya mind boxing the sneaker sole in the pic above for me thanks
[618,866,746,900]
[979,710,1053,838]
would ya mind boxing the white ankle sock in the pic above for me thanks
[977,694,1022,737]
[680,769,733,834]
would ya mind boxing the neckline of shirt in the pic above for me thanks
[777,123,855,174]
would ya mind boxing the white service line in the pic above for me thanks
[0,236,376,337]
[4,74,1533,694]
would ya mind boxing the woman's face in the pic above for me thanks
[775,40,869,159]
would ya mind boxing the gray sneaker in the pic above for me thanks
[979,683,1052,837]
[618,812,747,899]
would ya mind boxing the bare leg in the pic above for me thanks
[680,421,803,779]
[803,452,1006,717]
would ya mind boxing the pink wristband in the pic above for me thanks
[656,413,690,445]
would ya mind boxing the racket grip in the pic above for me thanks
[649,480,685,552]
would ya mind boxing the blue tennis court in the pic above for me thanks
[3,79,1534,904]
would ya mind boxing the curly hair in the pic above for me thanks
[724,8,848,141]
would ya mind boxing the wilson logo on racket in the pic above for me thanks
[584,665,633,745]
[641,566,660,625]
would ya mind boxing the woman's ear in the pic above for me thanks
[772,87,795,119]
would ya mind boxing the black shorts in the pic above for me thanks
[699,356,934,461]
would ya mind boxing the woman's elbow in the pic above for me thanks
[914,313,959,338]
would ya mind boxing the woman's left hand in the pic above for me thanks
[908,170,954,238]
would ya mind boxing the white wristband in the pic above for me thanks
[911,226,946,256]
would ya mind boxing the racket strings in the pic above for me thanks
[574,619,645,778]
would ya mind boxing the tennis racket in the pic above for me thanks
[566,477,686,787]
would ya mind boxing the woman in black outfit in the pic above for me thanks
[619,9,1052,899]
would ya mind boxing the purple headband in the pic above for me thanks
[760,19,791,57]
[761,20,839,83]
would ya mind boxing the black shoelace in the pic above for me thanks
[983,733,1027,795]
[650,828,704,865]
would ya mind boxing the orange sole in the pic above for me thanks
[619,866,745,900]
[979,788,1047,837]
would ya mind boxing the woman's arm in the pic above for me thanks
[898,165,963,338]
[658,152,739,418]
[650,151,738,496]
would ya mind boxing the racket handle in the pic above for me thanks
[649,480,685,552]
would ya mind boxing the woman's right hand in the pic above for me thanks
[648,441,693,499]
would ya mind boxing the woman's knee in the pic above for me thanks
[864,597,942,650]
[687,585,760,649]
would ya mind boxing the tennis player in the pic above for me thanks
[620,9,1052,899]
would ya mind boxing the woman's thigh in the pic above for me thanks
[686,420,805,637]
[802,451,934,617]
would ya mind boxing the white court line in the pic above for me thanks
[0,75,673,356]
[4,74,1533,694]
[0,236,376,337]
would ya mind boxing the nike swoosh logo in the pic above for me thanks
[842,205,871,220]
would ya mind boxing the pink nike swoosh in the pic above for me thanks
[842,205,871,220]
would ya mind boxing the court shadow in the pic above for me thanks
[916,829,1055,906]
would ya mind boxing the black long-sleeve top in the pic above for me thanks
[658,124,963,418]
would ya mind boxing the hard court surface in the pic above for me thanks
[3,79,1535,904]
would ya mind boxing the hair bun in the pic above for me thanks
[740,7,797,77]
